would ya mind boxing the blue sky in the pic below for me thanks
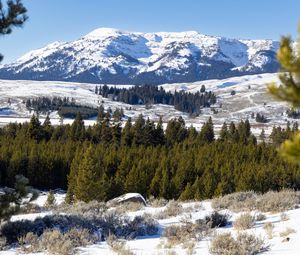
[1,0,300,64]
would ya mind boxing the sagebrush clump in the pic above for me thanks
[233,213,255,230]
[212,190,300,213]
[210,232,268,255]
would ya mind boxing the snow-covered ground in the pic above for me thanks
[0,73,296,137]
[1,191,300,255]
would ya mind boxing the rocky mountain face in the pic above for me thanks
[0,28,280,85]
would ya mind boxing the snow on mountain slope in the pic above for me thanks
[0,73,294,137]
[0,28,280,84]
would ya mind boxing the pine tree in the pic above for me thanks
[0,175,37,223]
[259,128,266,142]
[154,116,165,146]
[121,117,133,146]
[28,114,42,141]
[0,0,27,62]
[74,146,100,202]
[66,147,83,204]
[219,122,229,141]
[199,117,214,144]
[268,23,300,162]
[132,114,145,146]
[70,112,85,141]
[45,190,56,207]
[42,114,53,140]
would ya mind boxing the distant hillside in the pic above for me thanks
[0,28,280,85]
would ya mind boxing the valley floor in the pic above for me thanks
[0,73,295,138]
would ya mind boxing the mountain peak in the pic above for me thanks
[84,27,127,39]
[0,28,280,85]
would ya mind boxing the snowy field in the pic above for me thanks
[1,191,300,255]
[0,73,295,137]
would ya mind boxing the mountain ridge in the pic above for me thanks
[0,27,280,85]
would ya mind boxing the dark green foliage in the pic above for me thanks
[1,213,158,244]
[45,190,56,207]
[96,84,217,114]
[255,113,268,123]
[25,97,100,119]
[58,106,98,119]
[0,114,299,203]
[0,175,37,222]
[0,0,27,62]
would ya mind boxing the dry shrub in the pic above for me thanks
[106,233,135,255]
[212,190,299,213]
[202,211,230,228]
[162,221,211,245]
[237,232,268,254]
[233,213,255,230]
[255,213,266,221]
[280,212,289,221]
[182,240,196,255]
[114,202,144,214]
[148,196,168,207]
[212,191,257,212]
[279,227,296,237]
[210,232,268,255]
[2,212,158,245]
[256,190,299,212]
[155,200,183,219]
[40,229,73,255]
[57,200,107,216]
[64,228,95,247]
[18,232,39,253]
[263,222,274,239]
[20,203,42,214]
[0,236,7,250]
[209,232,239,255]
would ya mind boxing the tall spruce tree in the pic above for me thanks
[74,146,100,202]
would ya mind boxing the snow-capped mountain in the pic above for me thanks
[0,28,280,85]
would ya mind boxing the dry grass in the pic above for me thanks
[147,197,168,207]
[0,236,7,250]
[279,227,296,238]
[182,241,196,255]
[114,202,144,214]
[263,222,274,239]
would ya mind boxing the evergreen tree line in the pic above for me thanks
[1,113,300,202]
[25,97,109,119]
[95,84,217,115]
[25,97,77,113]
